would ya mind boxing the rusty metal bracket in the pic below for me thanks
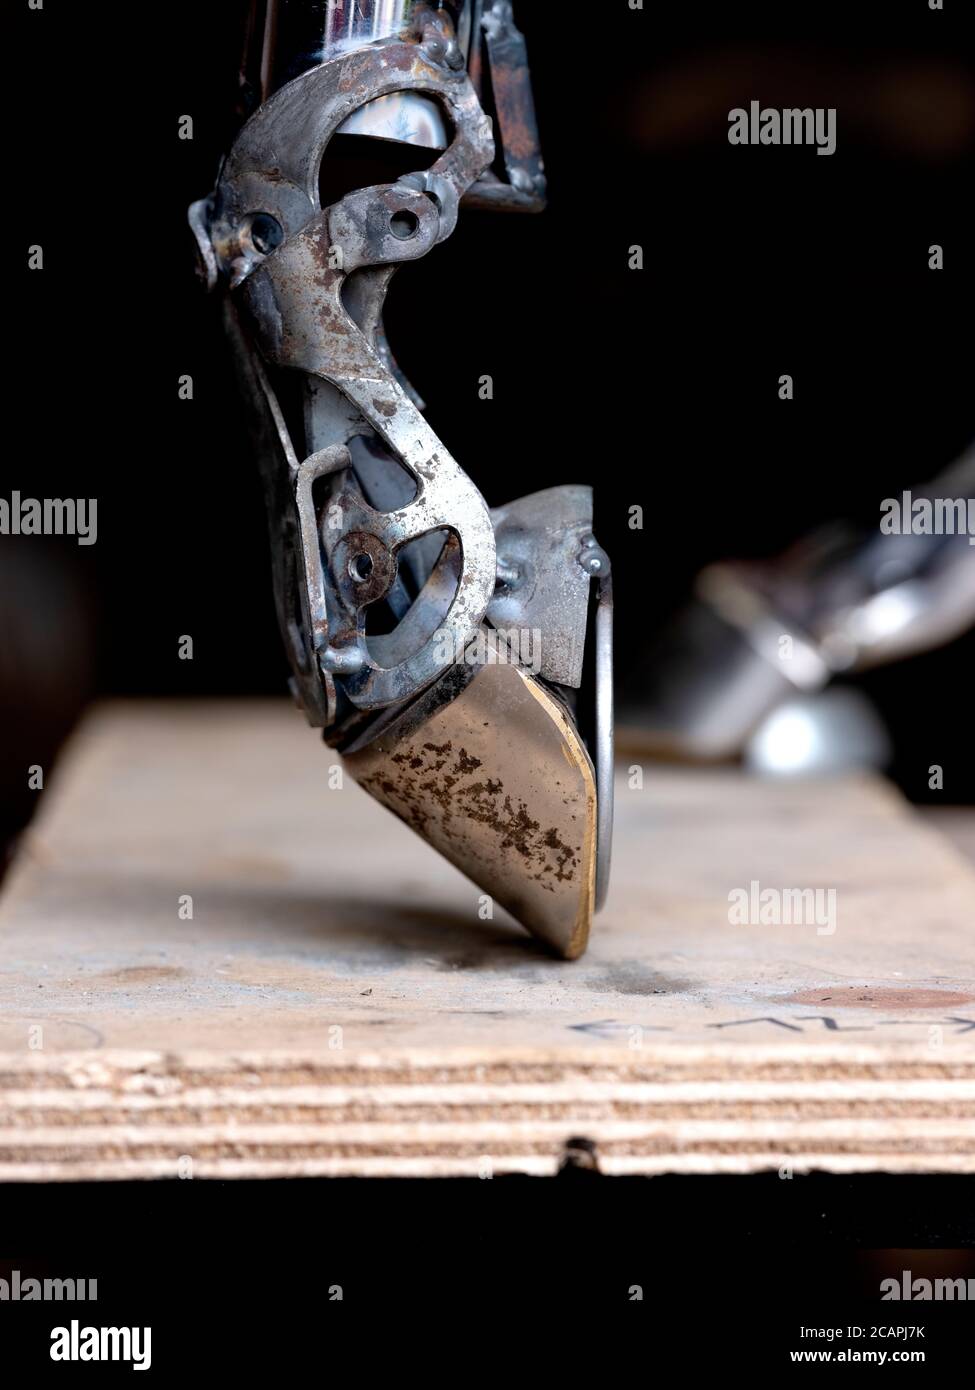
[204,29,498,714]
[464,0,547,212]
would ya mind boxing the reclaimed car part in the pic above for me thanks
[189,1,613,957]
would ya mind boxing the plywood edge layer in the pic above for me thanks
[2,1048,972,1179]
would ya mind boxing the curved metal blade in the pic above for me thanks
[342,630,597,958]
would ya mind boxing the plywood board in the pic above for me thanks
[0,701,972,1178]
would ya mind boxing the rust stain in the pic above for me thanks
[96,966,187,986]
[490,52,539,162]
[359,739,579,884]
[781,986,974,1010]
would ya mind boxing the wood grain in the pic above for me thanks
[0,700,972,1179]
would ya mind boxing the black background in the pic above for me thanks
[4,0,974,1358]
[5,0,973,849]
[2,1176,975,1370]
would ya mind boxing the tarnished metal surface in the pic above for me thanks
[209,35,494,279]
[487,486,614,908]
[464,0,546,211]
[213,31,498,711]
[487,486,594,688]
[343,628,597,958]
[192,4,613,956]
[244,187,496,708]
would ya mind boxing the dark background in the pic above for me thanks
[2,1175,975,1368]
[5,0,974,856]
[3,0,973,1345]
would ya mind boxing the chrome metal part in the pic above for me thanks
[594,572,614,911]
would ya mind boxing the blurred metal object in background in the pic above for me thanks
[745,688,893,778]
[623,447,975,773]
[189,0,612,957]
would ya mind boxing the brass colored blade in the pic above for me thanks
[342,638,597,958]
